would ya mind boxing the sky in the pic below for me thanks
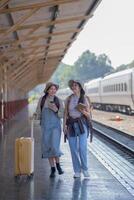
[62,0,134,68]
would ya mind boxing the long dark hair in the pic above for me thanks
[40,93,48,112]
[78,84,85,104]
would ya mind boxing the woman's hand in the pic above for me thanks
[79,108,90,118]
[48,102,58,112]
[63,125,68,135]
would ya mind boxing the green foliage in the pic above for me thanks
[73,50,113,82]
[115,64,128,72]
[51,50,133,88]
[115,60,134,72]
[51,63,74,88]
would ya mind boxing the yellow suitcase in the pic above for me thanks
[15,119,34,178]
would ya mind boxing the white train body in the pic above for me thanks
[84,78,102,107]
[85,68,134,114]
[101,69,134,109]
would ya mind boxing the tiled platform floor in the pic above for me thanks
[0,107,133,200]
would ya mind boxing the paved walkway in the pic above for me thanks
[0,106,133,200]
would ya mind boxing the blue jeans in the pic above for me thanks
[68,123,88,173]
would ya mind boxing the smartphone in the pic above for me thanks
[48,101,54,108]
[49,101,54,104]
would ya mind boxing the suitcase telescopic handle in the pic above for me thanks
[31,118,34,138]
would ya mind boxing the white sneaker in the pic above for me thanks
[82,170,90,179]
[73,172,81,178]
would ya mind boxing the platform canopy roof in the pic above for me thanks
[0,0,101,92]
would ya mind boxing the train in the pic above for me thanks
[57,68,134,115]
[84,68,134,114]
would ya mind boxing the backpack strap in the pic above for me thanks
[40,94,60,112]
[54,96,60,110]
[66,94,73,117]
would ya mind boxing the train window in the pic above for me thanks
[114,84,116,92]
[116,85,118,91]
[117,84,119,91]
[121,83,123,91]
[115,84,118,92]
[105,86,107,92]
[103,85,118,93]
[112,85,114,92]
[103,86,107,92]
[111,85,112,92]
[124,83,127,91]
[110,85,112,91]
[119,84,121,91]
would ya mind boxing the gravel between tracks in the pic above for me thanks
[92,110,134,136]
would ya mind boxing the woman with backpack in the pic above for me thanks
[35,82,64,178]
[63,80,93,179]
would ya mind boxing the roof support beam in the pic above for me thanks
[44,5,59,63]
[22,28,82,41]
[17,74,37,90]
[13,60,38,82]
[0,0,79,14]
[0,15,89,33]
[4,40,70,53]
[1,8,39,39]
[7,48,42,77]
[0,0,10,9]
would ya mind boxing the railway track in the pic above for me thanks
[88,121,134,197]
[92,120,134,154]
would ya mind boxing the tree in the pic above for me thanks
[115,60,134,72]
[51,63,74,88]
[73,50,113,82]
[51,50,115,87]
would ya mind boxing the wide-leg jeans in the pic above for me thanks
[68,123,89,173]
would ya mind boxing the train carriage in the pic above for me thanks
[100,69,134,113]
[84,68,134,114]
[84,78,102,109]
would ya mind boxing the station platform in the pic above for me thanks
[0,106,133,200]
